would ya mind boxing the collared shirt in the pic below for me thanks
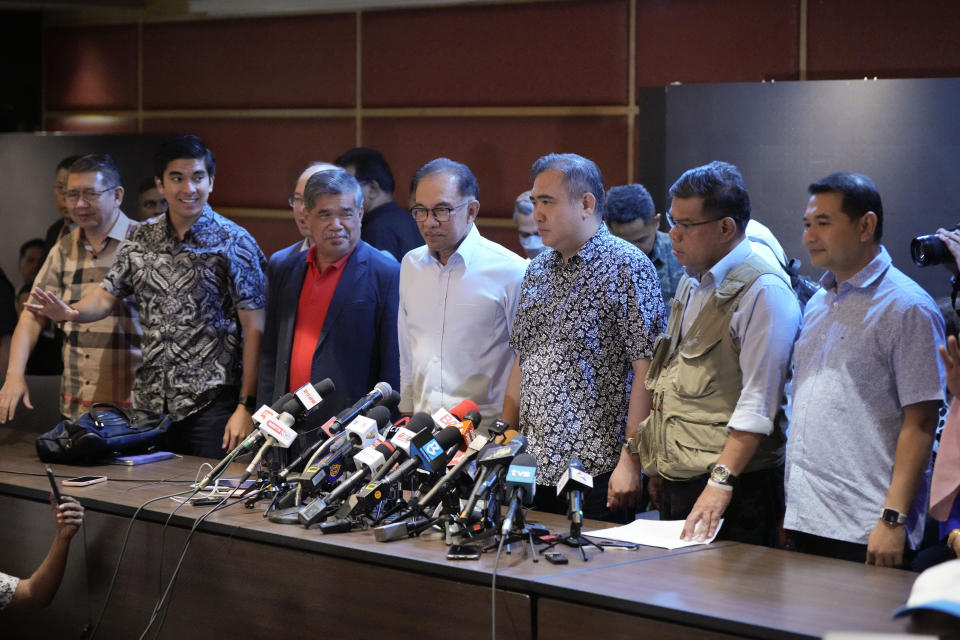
[785,246,945,548]
[681,238,800,436]
[102,205,266,421]
[289,247,352,392]
[648,231,684,311]
[398,223,527,426]
[0,571,18,611]
[34,213,141,418]
[510,225,663,484]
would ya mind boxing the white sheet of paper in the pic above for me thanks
[582,518,723,550]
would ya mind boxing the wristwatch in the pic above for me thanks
[880,507,907,526]
[239,395,258,412]
[709,463,738,487]
[623,434,641,456]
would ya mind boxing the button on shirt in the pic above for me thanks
[785,247,945,548]
[102,206,267,422]
[34,213,141,418]
[680,238,800,436]
[398,224,527,426]
[510,225,664,484]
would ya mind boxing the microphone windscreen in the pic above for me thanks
[407,412,435,434]
[314,378,336,396]
[449,398,480,420]
[365,405,391,431]
[434,425,465,451]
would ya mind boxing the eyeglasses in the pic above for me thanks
[666,211,725,231]
[64,186,118,204]
[289,195,303,208]
[410,201,471,222]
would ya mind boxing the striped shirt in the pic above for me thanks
[33,213,141,419]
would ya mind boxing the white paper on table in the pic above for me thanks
[582,518,724,550]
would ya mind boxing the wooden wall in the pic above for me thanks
[40,0,960,258]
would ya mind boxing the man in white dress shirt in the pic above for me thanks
[398,157,528,429]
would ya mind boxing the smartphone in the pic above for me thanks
[44,465,63,503]
[446,544,482,561]
[62,475,107,487]
[544,552,568,565]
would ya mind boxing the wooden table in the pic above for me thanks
[0,427,917,639]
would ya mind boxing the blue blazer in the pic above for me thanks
[258,240,400,428]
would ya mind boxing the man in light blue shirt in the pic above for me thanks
[786,171,945,568]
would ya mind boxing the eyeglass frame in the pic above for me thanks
[665,211,728,231]
[288,194,304,208]
[410,200,472,222]
[64,186,120,204]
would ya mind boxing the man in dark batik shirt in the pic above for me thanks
[28,135,267,459]
[501,153,664,523]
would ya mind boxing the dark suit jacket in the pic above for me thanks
[258,240,401,431]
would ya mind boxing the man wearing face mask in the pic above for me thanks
[512,190,545,259]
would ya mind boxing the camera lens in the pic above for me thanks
[910,234,949,267]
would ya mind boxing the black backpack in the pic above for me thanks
[36,403,171,464]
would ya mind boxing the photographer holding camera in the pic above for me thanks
[928,227,960,563]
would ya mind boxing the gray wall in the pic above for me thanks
[665,78,960,299]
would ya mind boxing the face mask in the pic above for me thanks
[520,233,544,254]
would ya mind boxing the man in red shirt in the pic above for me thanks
[258,168,400,453]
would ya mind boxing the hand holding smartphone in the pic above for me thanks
[44,465,63,503]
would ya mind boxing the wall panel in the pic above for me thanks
[142,15,356,109]
[361,115,629,216]
[634,0,799,86]
[45,25,138,110]
[142,118,356,208]
[807,0,960,79]
[362,0,629,107]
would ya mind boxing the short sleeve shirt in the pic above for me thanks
[0,571,19,610]
[101,206,266,421]
[510,225,664,484]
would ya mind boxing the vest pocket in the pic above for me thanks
[664,419,728,480]
[673,334,723,399]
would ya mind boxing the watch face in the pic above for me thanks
[711,465,730,483]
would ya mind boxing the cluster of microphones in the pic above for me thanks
[196,378,597,552]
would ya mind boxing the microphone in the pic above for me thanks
[299,406,392,495]
[556,458,593,533]
[330,381,393,435]
[195,378,335,489]
[459,434,527,520]
[414,433,490,511]
[501,453,537,535]
[298,442,395,526]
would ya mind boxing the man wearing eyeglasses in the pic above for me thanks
[27,135,267,459]
[632,160,800,545]
[266,162,338,278]
[0,153,141,424]
[259,168,399,446]
[398,157,527,429]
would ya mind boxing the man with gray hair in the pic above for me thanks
[259,167,400,442]
[512,190,544,258]
[399,157,527,427]
[501,153,664,522]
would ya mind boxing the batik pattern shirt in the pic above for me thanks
[102,206,266,421]
[510,225,664,484]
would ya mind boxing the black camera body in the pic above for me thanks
[911,224,960,267]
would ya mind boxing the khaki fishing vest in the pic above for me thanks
[638,253,786,480]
